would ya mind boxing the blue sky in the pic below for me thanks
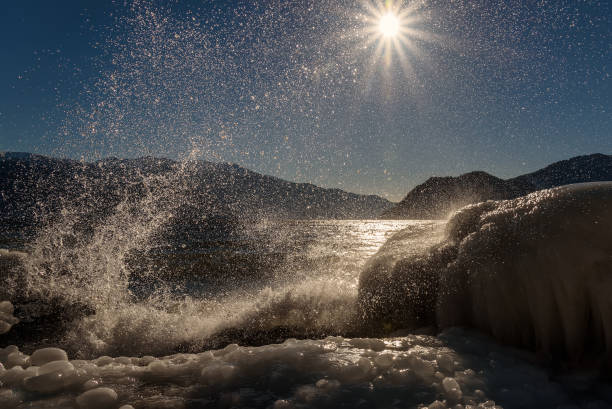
[0,0,610,200]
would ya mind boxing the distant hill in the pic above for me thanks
[0,153,392,234]
[380,171,533,219]
[510,153,612,189]
[382,153,612,219]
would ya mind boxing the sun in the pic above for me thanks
[357,0,437,74]
[379,12,400,37]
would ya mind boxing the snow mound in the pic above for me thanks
[359,183,612,367]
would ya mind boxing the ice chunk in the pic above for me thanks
[83,379,101,390]
[348,338,386,351]
[23,370,67,394]
[408,354,435,380]
[0,345,19,368]
[315,378,340,390]
[1,329,611,407]
[95,356,114,366]
[427,400,446,409]
[0,388,21,408]
[0,301,14,315]
[6,351,29,368]
[436,353,455,374]
[24,365,79,394]
[374,353,395,369]
[442,377,462,401]
[37,360,73,376]
[334,357,374,383]
[30,348,68,366]
[76,387,118,409]
[200,363,237,385]
[0,301,18,335]
[0,365,38,387]
[272,399,293,409]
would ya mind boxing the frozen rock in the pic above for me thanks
[359,183,612,367]
[0,388,22,408]
[6,351,29,368]
[315,378,340,390]
[295,385,319,402]
[30,348,68,366]
[408,354,435,380]
[200,363,236,385]
[273,399,293,409]
[374,353,395,369]
[76,387,118,409]
[0,301,14,315]
[0,330,610,408]
[348,338,386,351]
[442,377,462,401]
[0,301,18,335]
[95,356,114,366]
[0,345,19,368]
[83,379,101,390]
[427,400,447,409]
[436,353,455,374]
[24,361,76,393]
[23,370,67,394]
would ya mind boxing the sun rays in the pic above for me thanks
[360,0,435,75]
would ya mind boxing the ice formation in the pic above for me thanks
[2,327,611,408]
[359,182,612,368]
[0,301,19,335]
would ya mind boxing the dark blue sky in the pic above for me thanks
[0,0,610,200]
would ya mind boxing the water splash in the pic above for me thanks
[12,153,203,307]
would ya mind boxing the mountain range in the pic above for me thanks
[0,152,392,236]
[382,153,612,219]
[1,152,611,228]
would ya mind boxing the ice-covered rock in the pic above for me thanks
[30,347,68,366]
[0,301,19,334]
[6,350,28,368]
[359,183,612,368]
[0,388,22,408]
[200,362,237,385]
[76,387,118,409]
[0,331,609,407]
[23,360,76,394]
[442,376,463,401]
[0,365,38,387]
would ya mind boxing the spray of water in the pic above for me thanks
[3,0,442,357]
